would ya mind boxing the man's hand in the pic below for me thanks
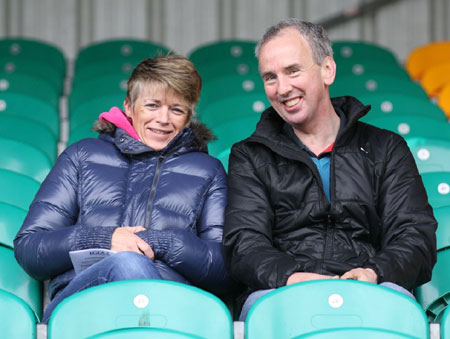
[111,226,154,260]
[286,272,339,285]
[340,268,377,283]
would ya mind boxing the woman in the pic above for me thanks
[14,55,232,322]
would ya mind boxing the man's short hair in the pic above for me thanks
[255,18,333,65]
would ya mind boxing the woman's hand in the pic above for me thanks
[111,226,154,260]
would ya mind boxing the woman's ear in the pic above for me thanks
[123,99,132,118]
[321,56,337,86]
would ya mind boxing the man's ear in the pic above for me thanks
[321,56,337,86]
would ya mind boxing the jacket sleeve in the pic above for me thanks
[365,134,437,290]
[222,143,307,290]
[14,145,117,281]
[137,160,234,294]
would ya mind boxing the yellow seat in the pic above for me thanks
[405,41,450,80]
[421,61,450,98]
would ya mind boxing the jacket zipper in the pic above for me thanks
[145,155,165,228]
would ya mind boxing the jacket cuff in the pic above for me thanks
[73,226,117,250]
[137,229,172,260]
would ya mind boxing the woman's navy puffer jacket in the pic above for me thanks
[14,122,231,298]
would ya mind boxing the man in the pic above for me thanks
[222,18,437,320]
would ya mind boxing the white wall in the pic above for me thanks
[0,0,448,65]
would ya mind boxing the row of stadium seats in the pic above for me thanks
[1,36,450,338]
[4,277,450,339]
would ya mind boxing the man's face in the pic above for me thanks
[258,28,335,130]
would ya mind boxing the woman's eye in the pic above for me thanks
[172,108,186,115]
[146,103,158,109]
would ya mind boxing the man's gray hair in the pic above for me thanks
[255,18,333,65]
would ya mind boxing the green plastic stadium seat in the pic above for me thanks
[331,74,428,100]
[336,58,410,80]
[69,74,129,115]
[0,169,40,211]
[207,114,260,159]
[195,58,260,83]
[48,280,232,339]
[87,327,204,339]
[359,92,447,122]
[0,115,57,163]
[72,57,141,88]
[0,37,66,77]
[0,202,27,249]
[245,280,428,339]
[0,136,51,182]
[363,114,450,143]
[0,72,59,110]
[406,138,450,174]
[421,171,450,209]
[0,92,59,139]
[0,245,42,320]
[0,57,63,95]
[75,39,170,71]
[199,92,269,129]
[415,249,450,322]
[197,74,265,115]
[300,327,419,339]
[69,93,124,133]
[0,289,37,339]
[67,121,98,146]
[188,39,257,67]
[434,206,450,251]
[332,40,399,66]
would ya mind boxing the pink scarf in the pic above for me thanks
[99,107,140,140]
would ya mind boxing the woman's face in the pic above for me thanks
[125,84,190,151]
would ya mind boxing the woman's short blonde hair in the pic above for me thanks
[126,55,202,121]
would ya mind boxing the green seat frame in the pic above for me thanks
[48,280,232,339]
[0,245,42,320]
[0,289,37,339]
[245,279,428,339]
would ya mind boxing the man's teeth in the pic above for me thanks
[285,97,300,107]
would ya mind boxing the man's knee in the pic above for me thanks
[103,251,160,280]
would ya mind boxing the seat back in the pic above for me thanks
[406,41,450,80]
[358,92,447,122]
[331,74,428,100]
[406,138,450,174]
[332,40,399,66]
[0,115,57,163]
[0,37,66,77]
[0,92,60,138]
[245,280,428,339]
[363,114,450,143]
[0,169,40,210]
[0,245,42,320]
[421,171,450,209]
[421,61,450,97]
[75,39,170,71]
[197,73,265,114]
[336,58,410,80]
[48,280,232,339]
[415,249,450,321]
[0,137,52,182]
[440,305,450,339]
[188,39,257,66]
[199,92,268,128]
[435,206,450,251]
[0,202,27,249]
[0,289,37,339]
